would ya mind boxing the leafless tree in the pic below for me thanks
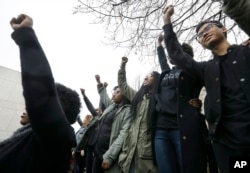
[131,73,142,91]
[73,0,248,63]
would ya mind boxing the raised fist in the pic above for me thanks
[10,14,33,30]
[121,57,128,65]
[95,74,101,84]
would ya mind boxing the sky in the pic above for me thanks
[0,0,154,129]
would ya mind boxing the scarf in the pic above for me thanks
[0,123,32,148]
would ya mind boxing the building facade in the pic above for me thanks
[0,66,24,141]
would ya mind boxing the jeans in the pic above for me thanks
[154,127,183,173]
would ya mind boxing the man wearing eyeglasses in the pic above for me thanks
[162,4,250,173]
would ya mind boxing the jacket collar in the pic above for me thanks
[213,44,239,60]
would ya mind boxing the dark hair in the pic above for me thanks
[181,43,194,57]
[130,71,160,132]
[113,86,119,91]
[113,86,131,105]
[56,83,81,124]
[196,20,227,38]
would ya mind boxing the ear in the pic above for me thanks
[222,26,227,36]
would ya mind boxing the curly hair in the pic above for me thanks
[55,83,81,124]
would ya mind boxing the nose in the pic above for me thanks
[203,30,209,37]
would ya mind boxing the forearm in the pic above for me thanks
[157,46,170,71]
[163,24,203,78]
[12,27,55,109]
[83,96,98,116]
[98,86,112,108]
[12,27,74,143]
[118,65,136,101]
[163,24,188,67]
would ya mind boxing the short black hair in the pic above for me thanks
[181,43,194,57]
[113,86,131,105]
[113,86,119,91]
[56,83,81,124]
[196,20,227,38]
[196,20,224,33]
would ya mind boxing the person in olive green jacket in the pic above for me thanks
[118,57,160,173]
[91,77,132,173]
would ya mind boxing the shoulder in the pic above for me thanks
[117,105,131,114]
[228,44,250,58]
[118,105,131,115]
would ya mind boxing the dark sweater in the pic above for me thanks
[94,106,118,159]
[0,27,76,173]
[155,67,180,128]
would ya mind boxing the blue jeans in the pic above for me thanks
[154,128,183,173]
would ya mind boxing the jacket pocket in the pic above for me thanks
[118,131,130,166]
[139,133,153,159]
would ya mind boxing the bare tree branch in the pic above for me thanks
[73,0,248,65]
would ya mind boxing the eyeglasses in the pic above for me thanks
[196,23,221,41]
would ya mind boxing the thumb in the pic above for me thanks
[12,24,20,30]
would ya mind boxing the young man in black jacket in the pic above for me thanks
[162,5,250,173]
[0,14,81,173]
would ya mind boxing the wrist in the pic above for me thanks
[164,17,171,25]
[97,83,103,87]
[121,63,126,67]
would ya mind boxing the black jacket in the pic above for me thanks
[154,45,217,173]
[163,23,250,137]
[0,27,76,173]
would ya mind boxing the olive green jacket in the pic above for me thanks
[97,85,132,173]
[117,65,158,173]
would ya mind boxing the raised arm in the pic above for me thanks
[96,75,113,108]
[118,57,137,102]
[80,88,98,116]
[157,33,171,71]
[10,14,75,143]
[162,5,204,82]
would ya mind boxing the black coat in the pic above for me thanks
[163,23,250,138]
[154,45,217,173]
[0,27,76,173]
